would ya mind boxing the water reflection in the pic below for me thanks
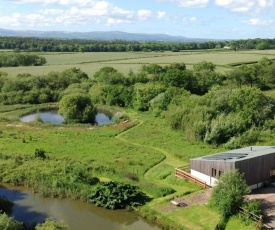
[0,183,159,230]
[20,110,112,126]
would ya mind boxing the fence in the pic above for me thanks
[239,207,267,230]
[175,166,208,188]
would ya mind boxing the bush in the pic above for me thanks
[89,181,148,209]
[210,170,250,218]
[240,200,262,225]
[35,218,68,230]
[34,148,47,160]
[0,213,25,230]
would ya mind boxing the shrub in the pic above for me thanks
[240,200,262,225]
[210,170,250,218]
[35,218,68,230]
[0,213,25,230]
[89,181,148,209]
[34,148,47,160]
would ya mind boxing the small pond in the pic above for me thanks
[0,183,160,230]
[20,110,112,126]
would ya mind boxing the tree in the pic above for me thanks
[210,170,250,218]
[59,93,96,123]
[193,61,216,72]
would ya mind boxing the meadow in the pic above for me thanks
[0,49,268,229]
[0,105,255,229]
[2,49,275,78]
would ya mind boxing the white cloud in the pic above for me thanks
[0,13,55,28]
[157,11,166,18]
[0,1,155,29]
[107,18,132,25]
[170,14,202,24]
[215,0,274,13]
[137,10,152,20]
[243,18,273,26]
[158,0,209,8]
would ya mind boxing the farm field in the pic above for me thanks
[2,49,275,78]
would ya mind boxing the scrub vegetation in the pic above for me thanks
[1,48,274,229]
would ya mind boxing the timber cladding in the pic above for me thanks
[235,153,275,185]
[190,146,275,186]
[190,159,235,177]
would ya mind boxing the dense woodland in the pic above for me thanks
[1,57,275,148]
[1,36,275,52]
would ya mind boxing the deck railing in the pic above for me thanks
[175,166,208,188]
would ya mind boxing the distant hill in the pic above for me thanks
[0,28,217,42]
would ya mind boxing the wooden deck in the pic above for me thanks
[175,166,209,189]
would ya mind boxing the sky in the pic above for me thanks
[0,0,275,39]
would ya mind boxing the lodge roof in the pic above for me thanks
[191,146,275,162]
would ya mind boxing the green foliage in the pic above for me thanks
[0,213,25,230]
[35,218,68,230]
[59,93,95,123]
[94,66,126,85]
[112,112,129,123]
[34,148,47,160]
[101,85,133,107]
[193,61,216,72]
[210,170,250,218]
[240,200,262,225]
[167,86,275,146]
[89,181,148,209]
[0,52,46,67]
[132,83,166,111]
[0,68,90,105]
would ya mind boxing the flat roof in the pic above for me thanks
[191,146,275,162]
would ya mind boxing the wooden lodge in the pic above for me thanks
[188,146,275,189]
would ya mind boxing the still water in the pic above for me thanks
[20,110,112,126]
[0,183,160,230]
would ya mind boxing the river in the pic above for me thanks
[0,183,160,230]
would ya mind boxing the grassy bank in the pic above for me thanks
[0,104,257,229]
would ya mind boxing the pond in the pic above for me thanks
[0,183,160,230]
[20,110,112,126]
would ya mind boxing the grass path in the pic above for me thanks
[115,119,184,179]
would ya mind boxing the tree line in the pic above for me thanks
[1,57,275,147]
[1,36,275,52]
[0,53,46,67]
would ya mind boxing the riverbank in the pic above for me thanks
[0,105,255,229]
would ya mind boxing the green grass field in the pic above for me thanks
[2,49,275,78]
[0,104,256,229]
[0,49,265,229]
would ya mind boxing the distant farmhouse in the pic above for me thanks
[189,146,275,189]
